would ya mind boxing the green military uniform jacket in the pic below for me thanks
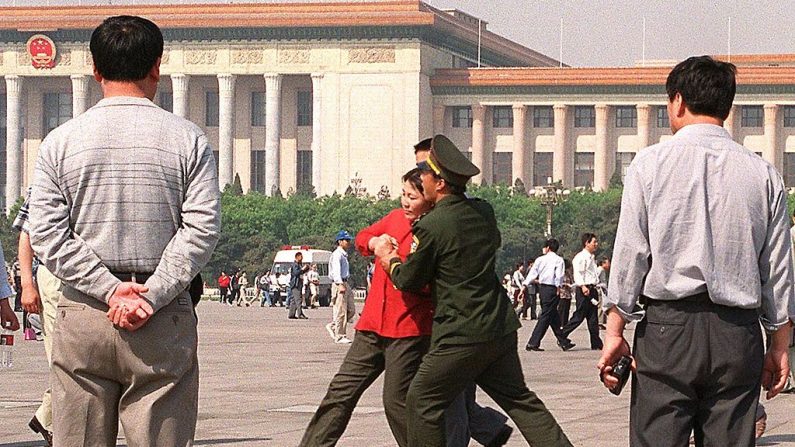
[389,194,521,347]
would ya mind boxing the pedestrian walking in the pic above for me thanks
[560,233,603,350]
[218,271,230,304]
[288,253,310,319]
[523,239,575,352]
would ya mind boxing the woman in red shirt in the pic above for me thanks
[300,168,435,447]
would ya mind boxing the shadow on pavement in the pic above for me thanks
[757,434,795,446]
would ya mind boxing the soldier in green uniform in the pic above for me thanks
[373,135,571,447]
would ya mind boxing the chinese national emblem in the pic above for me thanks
[26,34,56,69]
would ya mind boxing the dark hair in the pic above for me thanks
[90,15,163,81]
[599,256,610,265]
[414,138,432,153]
[545,238,560,252]
[581,233,597,248]
[665,56,736,120]
[295,252,303,259]
[402,168,424,193]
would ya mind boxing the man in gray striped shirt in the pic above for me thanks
[28,16,220,446]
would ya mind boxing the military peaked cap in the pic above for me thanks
[420,134,480,187]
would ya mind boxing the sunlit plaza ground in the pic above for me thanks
[1,300,793,446]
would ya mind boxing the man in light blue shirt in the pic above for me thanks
[522,239,574,351]
[327,230,355,344]
[599,56,794,447]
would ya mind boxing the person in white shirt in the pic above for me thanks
[561,233,603,350]
[327,230,355,344]
[595,257,610,327]
[307,264,320,309]
[521,239,575,352]
[510,263,525,308]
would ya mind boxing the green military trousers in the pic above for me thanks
[405,332,572,447]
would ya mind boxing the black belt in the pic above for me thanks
[111,271,154,283]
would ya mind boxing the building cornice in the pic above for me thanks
[430,66,795,91]
[0,1,558,68]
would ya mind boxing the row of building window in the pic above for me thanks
[450,105,795,129]
[487,152,636,188]
[248,150,313,194]
[159,90,313,128]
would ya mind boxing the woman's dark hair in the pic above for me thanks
[402,168,424,193]
[665,56,736,120]
[90,15,163,81]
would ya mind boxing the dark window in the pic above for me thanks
[533,153,553,186]
[615,152,635,183]
[159,92,173,113]
[251,150,267,193]
[491,152,512,185]
[212,150,220,178]
[296,150,313,188]
[741,105,763,127]
[615,106,637,128]
[574,153,595,187]
[452,107,473,128]
[783,106,795,128]
[533,106,553,128]
[251,92,266,127]
[43,92,72,136]
[785,153,795,187]
[656,106,669,128]
[492,106,513,128]
[205,91,219,127]
[297,91,312,127]
[574,106,595,128]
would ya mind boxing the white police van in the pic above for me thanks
[269,246,332,306]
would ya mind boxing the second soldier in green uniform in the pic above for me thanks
[373,135,572,447]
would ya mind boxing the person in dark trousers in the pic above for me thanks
[522,239,574,352]
[228,271,240,306]
[560,233,603,350]
[288,252,310,319]
[217,271,230,304]
[374,135,571,447]
[599,56,794,447]
[515,259,537,320]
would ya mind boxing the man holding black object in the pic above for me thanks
[599,56,794,447]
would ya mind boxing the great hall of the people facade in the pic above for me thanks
[2,1,795,211]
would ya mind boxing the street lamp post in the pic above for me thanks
[533,180,570,238]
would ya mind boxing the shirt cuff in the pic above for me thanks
[603,302,645,323]
[760,316,793,332]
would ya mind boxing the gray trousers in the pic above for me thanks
[52,286,199,447]
[289,287,306,318]
[631,294,763,447]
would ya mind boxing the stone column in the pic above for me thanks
[432,104,445,135]
[552,104,572,186]
[594,104,613,192]
[171,73,190,119]
[724,105,737,139]
[264,73,282,196]
[70,74,91,117]
[5,75,23,211]
[764,104,781,172]
[512,104,527,189]
[471,104,486,184]
[311,73,323,193]
[217,74,236,188]
[636,103,651,149]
